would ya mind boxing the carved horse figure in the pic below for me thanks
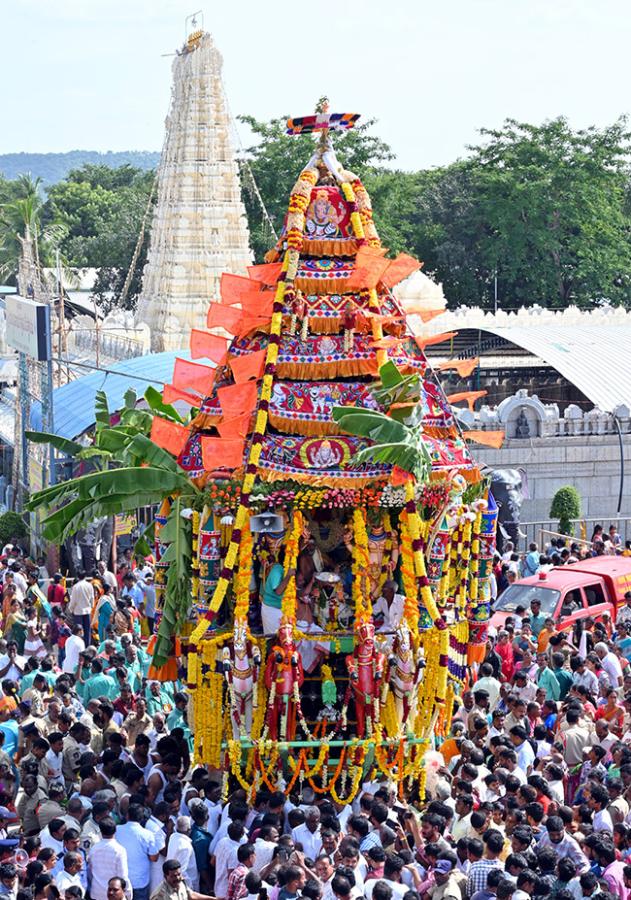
[388,621,424,724]
[264,619,304,741]
[345,620,386,738]
[222,622,261,738]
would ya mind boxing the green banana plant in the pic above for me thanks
[25,388,199,666]
[332,361,432,483]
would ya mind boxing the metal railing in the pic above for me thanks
[516,516,631,548]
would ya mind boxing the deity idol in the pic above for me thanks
[222,622,262,738]
[264,619,304,740]
[345,620,386,738]
[305,188,343,238]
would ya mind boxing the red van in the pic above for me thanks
[490,557,631,633]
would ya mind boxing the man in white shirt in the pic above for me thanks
[40,818,67,854]
[252,826,279,874]
[291,807,322,860]
[473,664,501,710]
[0,642,25,682]
[213,821,246,900]
[113,805,161,900]
[63,625,86,676]
[509,726,535,775]
[373,581,405,634]
[166,817,198,890]
[67,573,95,645]
[595,642,623,690]
[88,817,131,900]
[96,561,118,596]
[55,852,85,895]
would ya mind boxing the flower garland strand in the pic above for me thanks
[190,167,317,644]
[352,509,372,622]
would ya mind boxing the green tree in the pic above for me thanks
[0,174,66,283]
[463,117,631,308]
[550,485,581,535]
[46,164,155,311]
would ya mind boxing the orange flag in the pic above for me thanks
[220,273,262,306]
[437,357,480,377]
[162,383,201,406]
[418,308,446,323]
[371,336,405,350]
[207,302,242,333]
[247,262,283,285]
[217,381,258,417]
[201,436,245,470]
[217,414,252,440]
[346,245,391,291]
[381,253,422,289]
[237,313,272,336]
[150,417,190,457]
[229,349,267,384]
[190,330,229,364]
[447,390,488,412]
[465,430,505,449]
[240,289,274,319]
[172,358,215,395]
[414,331,457,350]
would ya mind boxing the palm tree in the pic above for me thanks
[0,174,65,283]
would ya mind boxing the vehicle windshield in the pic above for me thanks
[494,585,560,617]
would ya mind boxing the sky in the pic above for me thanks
[3,0,631,171]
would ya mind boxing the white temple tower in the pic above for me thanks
[135,30,253,351]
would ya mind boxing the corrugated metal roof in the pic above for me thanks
[30,351,192,439]
[479,325,631,413]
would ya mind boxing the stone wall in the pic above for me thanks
[475,433,631,527]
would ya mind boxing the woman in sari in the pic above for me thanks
[5,599,27,654]
[96,585,115,643]
[595,686,624,736]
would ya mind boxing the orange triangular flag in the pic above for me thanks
[447,390,488,412]
[207,302,242,333]
[381,253,422,289]
[371,336,405,350]
[346,246,392,291]
[172,358,216,395]
[190,330,229,364]
[237,314,271,336]
[414,331,457,350]
[464,430,505,449]
[217,414,252,440]
[229,349,267,384]
[201,436,245,470]
[220,273,263,306]
[437,357,480,377]
[217,381,259,417]
[150,417,190,457]
[162,383,201,406]
[240,289,274,319]
[418,308,446,323]
[247,262,283,285]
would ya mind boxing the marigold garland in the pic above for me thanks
[352,509,372,622]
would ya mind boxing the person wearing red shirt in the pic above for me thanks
[47,574,66,607]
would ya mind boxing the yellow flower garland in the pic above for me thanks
[281,512,303,622]
[352,509,372,622]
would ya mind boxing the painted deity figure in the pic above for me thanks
[305,189,343,238]
[345,620,386,738]
[222,622,261,738]
[264,619,304,741]
[388,621,424,723]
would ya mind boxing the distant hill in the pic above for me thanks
[0,151,161,186]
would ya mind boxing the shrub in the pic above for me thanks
[550,486,581,536]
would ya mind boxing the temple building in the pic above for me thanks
[135,30,252,351]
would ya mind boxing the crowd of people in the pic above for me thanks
[0,527,630,900]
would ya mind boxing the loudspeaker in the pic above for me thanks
[250,514,285,534]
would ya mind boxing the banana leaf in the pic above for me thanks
[25,431,83,457]
[95,390,110,429]
[332,408,408,444]
[144,386,184,424]
[40,490,168,543]
[152,497,193,666]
